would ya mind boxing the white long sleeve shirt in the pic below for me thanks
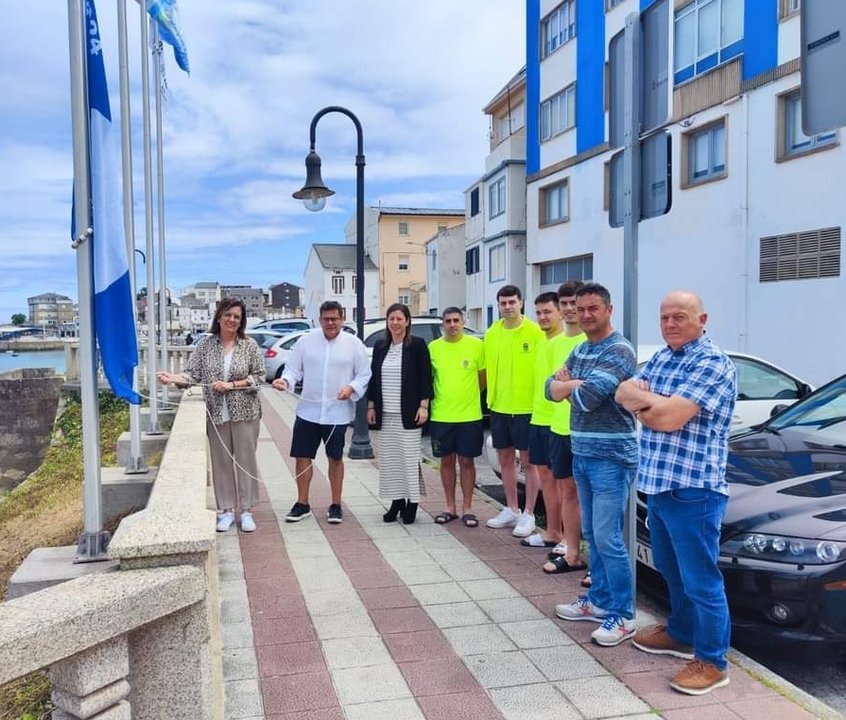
[281,329,372,425]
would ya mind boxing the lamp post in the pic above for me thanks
[293,106,373,459]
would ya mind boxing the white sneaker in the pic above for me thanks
[555,595,608,623]
[216,511,235,532]
[240,512,256,533]
[486,507,519,529]
[512,511,536,538]
[591,614,637,646]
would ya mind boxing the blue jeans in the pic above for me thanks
[647,488,730,670]
[573,456,634,619]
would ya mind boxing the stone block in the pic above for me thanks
[115,430,168,468]
[100,466,155,522]
[5,545,119,601]
[140,407,175,433]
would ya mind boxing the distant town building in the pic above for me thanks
[181,282,220,306]
[27,292,78,332]
[425,225,466,316]
[269,282,304,314]
[220,285,264,319]
[345,207,464,314]
[303,244,378,323]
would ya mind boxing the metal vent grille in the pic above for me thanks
[760,227,841,282]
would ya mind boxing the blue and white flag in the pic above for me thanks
[147,0,190,74]
[84,0,141,404]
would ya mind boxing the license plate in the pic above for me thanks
[636,541,656,570]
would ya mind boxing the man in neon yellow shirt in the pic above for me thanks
[429,307,486,527]
[484,285,545,534]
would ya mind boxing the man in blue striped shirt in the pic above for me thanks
[616,291,736,696]
[545,283,638,648]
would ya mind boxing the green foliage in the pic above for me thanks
[10,314,26,326]
[0,673,52,720]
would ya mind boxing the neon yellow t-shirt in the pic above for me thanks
[429,334,485,423]
[484,317,544,415]
[531,332,568,427]
[550,332,586,436]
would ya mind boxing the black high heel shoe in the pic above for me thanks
[383,499,406,522]
[401,501,418,524]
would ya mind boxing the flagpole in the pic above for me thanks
[118,0,147,473]
[153,24,170,400]
[140,6,161,434]
[67,0,108,561]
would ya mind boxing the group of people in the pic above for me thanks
[160,283,737,697]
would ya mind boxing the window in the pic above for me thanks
[541,180,569,226]
[352,274,357,292]
[398,255,410,271]
[780,90,837,159]
[759,227,840,282]
[684,120,726,186]
[541,1,576,59]
[780,0,800,19]
[470,187,480,217]
[539,254,593,286]
[489,176,506,219]
[489,244,506,282]
[398,290,411,305]
[540,85,575,141]
[431,249,437,271]
[466,246,480,274]
[607,0,625,8]
[331,275,344,294]
[398,221,409,236]
[734,358,804,401]
[674,0,743,84]
[437,224,447,232]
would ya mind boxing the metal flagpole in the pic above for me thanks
[67,0,108,561]
[153,24,170,399]
[117,0,147,473]
[140,7,161,434]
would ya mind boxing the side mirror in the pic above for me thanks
[770,403,789,418]
[797,382,813,399]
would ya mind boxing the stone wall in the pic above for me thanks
[0,368,63,491]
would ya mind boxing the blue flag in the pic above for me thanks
[147,0,190,74]
[83,0,141,404]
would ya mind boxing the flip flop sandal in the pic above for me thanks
[461,513,478,527]
[521,533,558,548]
[546,543,568,560]
[434,512,459,524]
[542,556,589,575]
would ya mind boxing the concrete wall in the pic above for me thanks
[0,368,63,491]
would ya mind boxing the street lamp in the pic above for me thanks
[293,106,373,459]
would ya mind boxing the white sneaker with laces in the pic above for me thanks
[512,511,536,538]
[216,511,235,532]
[591,614,637,646]
[555,595,608,623]
[240,512,256,533]
[486,507,519,529]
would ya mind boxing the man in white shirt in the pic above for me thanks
[272,301,371,524]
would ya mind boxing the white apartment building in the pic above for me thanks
[303,244,378,324]
[425,224,467,316]
[526,0,843,385]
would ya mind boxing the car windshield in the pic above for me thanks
[768,375,846,434]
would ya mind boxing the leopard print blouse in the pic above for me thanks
[185,334,266,426]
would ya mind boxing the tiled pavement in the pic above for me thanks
[217,388,835,720]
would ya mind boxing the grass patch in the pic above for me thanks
[0,391,129,719]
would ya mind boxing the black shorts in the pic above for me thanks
[489,412,531,451]
[429,420,483,459]
[550,432,574,479]
[528,425,553,469]
[290,416,346,460]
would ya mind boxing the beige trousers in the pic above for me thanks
[207,417,260,511]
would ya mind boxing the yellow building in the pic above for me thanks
[345,207,464,316]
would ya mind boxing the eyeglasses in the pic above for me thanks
[321,317,342,323]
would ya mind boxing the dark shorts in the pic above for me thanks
[489,411,531,451]
[429,420,483,459]
[290,416,346,460]
[528,425,553,469]
[550,432,574,479]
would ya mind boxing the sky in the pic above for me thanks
[0,1,526,324]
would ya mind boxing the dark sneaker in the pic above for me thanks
[327,504,343,524]
[285,502,311,522]
[632,624,694,660]
[670,659,729,695]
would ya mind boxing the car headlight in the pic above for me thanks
[722,533,846,565]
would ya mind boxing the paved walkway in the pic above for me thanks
[217,389,836,720]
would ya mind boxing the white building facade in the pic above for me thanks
[526,0,843,385]
[425,225,467,316]
[303,244,379,325]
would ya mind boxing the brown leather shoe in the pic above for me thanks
[632,624,694,659]
[670,659,729,695]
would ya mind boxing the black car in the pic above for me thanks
[636,373,846,661]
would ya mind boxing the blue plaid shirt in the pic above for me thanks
[636,334,736,496]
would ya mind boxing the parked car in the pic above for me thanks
[250,319,313,335]
[352,316,481,358]
[636,372,846,661]
[263,326,355,382]
[485,349,812,478]
[245,329,286,349]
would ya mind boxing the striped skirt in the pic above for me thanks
[378,412,426,502]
